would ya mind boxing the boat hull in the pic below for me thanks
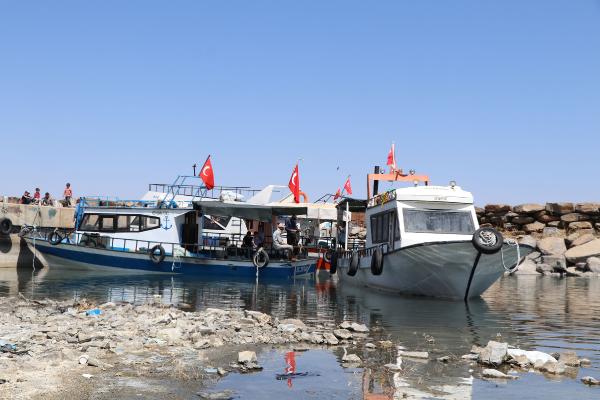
[27,240,316,280]
[337,241,533,300]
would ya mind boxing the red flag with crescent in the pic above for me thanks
[387,143,397,171]
[199,156,215,190]
[288,163,300,203]
[343,177,353,195]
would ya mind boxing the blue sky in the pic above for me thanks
[1,1,599,205]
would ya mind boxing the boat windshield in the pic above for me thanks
[403,209,475,235]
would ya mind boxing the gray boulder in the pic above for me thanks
[542,227,563,238]
[478,341,508,366]
[561,213,590,223]
[482,369,518,380]
[575,203,600,215]
[512,259,539,275]
[565,239,600,263]
[586,257,600,273]
[524,222,545,233]
[567,222,593,234]
[570,233,595,248]
[541,255,567,272]
[518,235,537,249]
[537,237,567,256]
[512,216,534,225]
[536,263,554,275]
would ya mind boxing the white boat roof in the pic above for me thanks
[394,185,474,204]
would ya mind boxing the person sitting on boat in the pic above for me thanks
[242,230,255,258]
[254,224,265,249]
[273,223,295,260]
[33,188,41,203]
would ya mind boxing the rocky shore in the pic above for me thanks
[477,203,600,277]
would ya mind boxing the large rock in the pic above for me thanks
[518,235,537,249]
[567,221,593,234]
[565,239,600,263]
[512,259,539,275]
[536,263,553,274]
[575,203,600,215]
[558,351,581,367]
[542,255,567,272]
[482,369,518,380]
[398,350,429,359]
[514,204,545,214]
[333,329,353,340]
[537,237,567,256]
[507,349,557,365]
[537,214,561,223]
[485,204,511,213]
[586,257,600,273]
[478,341,508,366]
[512,216,534,225]
[524,221,545,233]
[546,202,574,215]
[238,351,257,364]
[570,233,595,248]
[561,213,590,223]
[542,227,564,238]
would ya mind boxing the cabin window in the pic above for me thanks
[370,210,400,244]
[403,209,475,235]
[80,214,161,233]
[203,215,232,230]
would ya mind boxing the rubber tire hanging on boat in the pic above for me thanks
[48,231,63,246]
[18,226,30,238]
[252,248,269,268]
[348,251,360,276]
[149,245,166,264]
[329,251,338,275]
[471,227,504,254]
[370,247,384,275]
[0,218,12,235]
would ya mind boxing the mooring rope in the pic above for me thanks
[501,238,521,273]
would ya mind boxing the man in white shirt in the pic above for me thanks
[273,223,294,259]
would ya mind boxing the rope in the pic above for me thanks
[501,238,521,273]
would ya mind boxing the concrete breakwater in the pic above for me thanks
[477,202,600,276]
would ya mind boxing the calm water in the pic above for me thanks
[1,265,599,399]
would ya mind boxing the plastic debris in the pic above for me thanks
[85,308,102,316]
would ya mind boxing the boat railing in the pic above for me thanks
[36,229,311,261]
[80,197,192,209]
[148,183,261,200]
[340,242,388,259]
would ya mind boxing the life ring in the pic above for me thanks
[371,247,384,275]
[252,248,270,268]
[48,231,63,246]
[298,191,309,203]
[323,249,333,264]
[0,218,12,235]
[329,251,338,275]
[348,251,360,276]
[472,227,504,254]
[149,245,166,264]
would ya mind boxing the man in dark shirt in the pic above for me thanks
[285,215,299,248]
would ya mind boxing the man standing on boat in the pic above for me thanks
[285,215,299,253]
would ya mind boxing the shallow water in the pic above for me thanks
[1,264,599,399]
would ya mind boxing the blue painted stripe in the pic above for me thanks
[37,244,315,279]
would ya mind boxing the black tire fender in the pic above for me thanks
[48,231,63,246]
[329,251,338,275]
[0,218,12,235]
[348,251,360,276]
[472,227,504,254]
[150,245,166,264]
[371,247,384,275]
[252,248,270,268]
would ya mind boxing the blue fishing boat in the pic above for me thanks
[24,177,316,279]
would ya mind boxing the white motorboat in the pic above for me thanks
[334,170,533,300]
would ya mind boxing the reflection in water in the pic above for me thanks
[1,264,599,399]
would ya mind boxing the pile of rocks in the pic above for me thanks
[463,340,593,382]
[477,203,600,276]
[0,296,372,399]
[477,203,600,235]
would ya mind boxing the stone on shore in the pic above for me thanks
[507,349,557,365]
[513,204,545,214]
[322,332,339,346]
[512,259,538,275]
[512,216,534,225]
[341,352,361,364]
[567,221,593,233]
[537,237,566,256]
[540,361,567,375]
[398,351,429,359]
[478,341,508,366]
[542,227,563,238]
[558,351,581,367]
[197,390,236,400]
[546,203,574,215]
[333,329,353,340]
[575,203,600,214]
[570,233,595,248]
[581,376,600,386]
[518,235,538,249]
[586,257,600,273]
[237,351,257,364]
[560,213,589,223]
[524,222,545,233]
[482,369,518,380]
[485,204,511,213]
[565,239,600,263]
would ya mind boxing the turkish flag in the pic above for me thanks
[387,143,396,171]
[199,156,215,190]
[333,188,341,201]
[343,177,353,195]
[288,163,300,203]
